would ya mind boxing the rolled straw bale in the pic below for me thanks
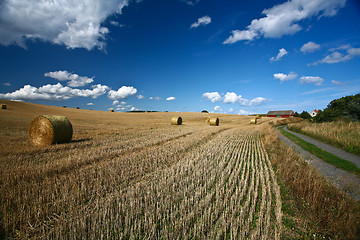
[29,115,73,146]
[209,117,219,126]
[1,104,6,109]
[110,109,114,112]
[250,118,257,124]
[171,116,182,125]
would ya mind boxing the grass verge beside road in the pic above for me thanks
[278,126,360,177]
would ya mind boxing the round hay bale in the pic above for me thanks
[250,118,257,124]
[209,117,219,126]
[171,116,182,125]
[110,109,114,112]
[29,115,73,146]
[1,104,6,109]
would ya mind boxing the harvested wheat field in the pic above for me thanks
[0,99,359,239]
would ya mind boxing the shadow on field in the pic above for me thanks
[71,138,92,143]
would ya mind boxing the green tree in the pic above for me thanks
[293,112,300,117]
[300,111,311,119]
[314,93,360,122]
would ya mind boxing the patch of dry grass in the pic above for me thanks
[288,121,360,155]
[261,124,360,238]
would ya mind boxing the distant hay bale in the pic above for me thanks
[1,104,6,109]
[29,115,73,146]
[209,117,219,126]
[250,118,257,124]
[171,116,182,125]
[205,117,211,123]
[110,109,114,112]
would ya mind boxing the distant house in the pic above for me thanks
[310,109,319,117]
[267,110,294,118]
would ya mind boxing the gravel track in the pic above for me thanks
[278,126,360,201]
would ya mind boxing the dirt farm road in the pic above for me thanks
[278,126,360,201]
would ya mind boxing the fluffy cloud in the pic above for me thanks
[137,94,144,99]
[301,41,320,53]
[190,16,211,28]
[310,46,360,65]
[223,92,268,106]
[270,48,288,62]
[214,106,222,112]
[166,97,176,101]
[0,0,129,50]
[87,102,94,106]
[108,86,137,100]
[223,0,346,44]
[274,72,298,83]
[237,110,249,115]
[112,100,119,105]
[202,92,222,103]
[203,91,268,106]
[223,30,257,44]
[44,70,94,87]
[299,76,324,86]
[0,83,109,100]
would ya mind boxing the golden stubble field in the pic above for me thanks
[0,99,282,239]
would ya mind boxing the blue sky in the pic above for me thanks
[0,0,360,114]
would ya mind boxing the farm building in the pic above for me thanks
[267,110,294,118]
[310,109,319,117]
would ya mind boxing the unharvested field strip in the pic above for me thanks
[1,126,229,238]
[35,129,283,239]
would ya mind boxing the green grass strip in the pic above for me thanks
[278,126,360,176]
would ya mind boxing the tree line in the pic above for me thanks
[294,93,360,122]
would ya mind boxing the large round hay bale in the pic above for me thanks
[1,104,6,109]
[209,117,219,126]
[250,118,257,124]
[29,115,73,146]
[171,116,182,125]
[110,109,114,112]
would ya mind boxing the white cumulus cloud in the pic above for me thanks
[0,0,130,50]
[202,92,222,103]
[223,92,268,106]
[44,70,94,87]
[166,97,176,101]
[223,0,346,44]
[137,94,144,99]
[274,72,298,83]
[270,48,288,62]
[299,76,324,86]
[214,106,222,112]
[237,110,249,115]
[108,86,137,100]
[301,41,320,53]
[190,16,211,28]
[0,83,109,100]
[310,46,360,65]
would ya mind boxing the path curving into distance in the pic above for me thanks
[278,126,360,201]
